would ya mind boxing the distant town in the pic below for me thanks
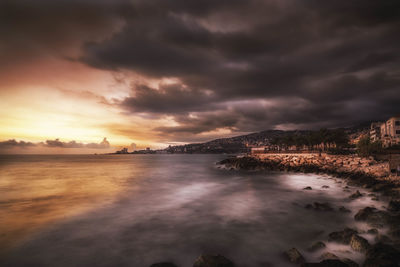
[113,116,400,155]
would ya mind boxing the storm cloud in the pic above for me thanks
[2,0,400,140]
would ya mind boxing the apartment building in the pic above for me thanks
[373,116,400,147]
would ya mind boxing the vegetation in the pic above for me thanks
[356,136,383,157]
[270,128,350,151]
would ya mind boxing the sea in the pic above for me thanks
[0,154,387,266]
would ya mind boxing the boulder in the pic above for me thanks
[339,206,351,213]
[320,252,339,260]
[322,185,330,189]
[150,263,179,267]
[363,243,400,267]
[367,229,378,235]
[284,248,305,264]
[388,200,400,212]
[328,228,358,244]
[349,234,370,253]
[306,202,334,211]
[301,259,350,267]
[193,255,234,267]
[354,207,391,228]
[349,190,363,199]
[303,186,313,190]
[308,241,326,252]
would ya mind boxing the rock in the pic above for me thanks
[354,207,391,228]
[349,190,363,199]
[193,255,234,267]
[308,241,326,252]
[349,234,370,253]
[367,229,378,235]
[388,200,400,212]
[328,228,358,244]
[304,186,313,190]
[306,202,334,211]
[320,252,339,260]
[322,185,330,189]
[374,234,392,243]
[363,243,400,267]
[150,263,179,267]
[301,259,350,267]
[284,248,305,264]
[342,258,359,267]
[339,206,351,213]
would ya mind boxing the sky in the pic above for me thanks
[0,0,400,153]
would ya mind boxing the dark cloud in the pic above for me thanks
[2,0,400,139]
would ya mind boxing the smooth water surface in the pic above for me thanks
[0,154,386,266]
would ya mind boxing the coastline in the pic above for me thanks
[217,153,400,266]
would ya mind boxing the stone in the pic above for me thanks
[193,255,234,267]
[354,207,391,228]
[308,241,326,252]
[328,228,358,244]
[339,206,351,213]
[388,200,400,212]
[363,243,400,267]
[349,234,370,253]
[150,263,179,267]
[301,259,350,267]
[303,186,313,190]
[320,252,339,260]
[342,258,359,267]
[322,185,330,189]
[349,190,363,199]
[284,248,305,264]
[367,228,378,235]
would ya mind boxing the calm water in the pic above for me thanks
[0,154,386,266]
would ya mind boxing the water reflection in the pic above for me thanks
[0,154,387,267]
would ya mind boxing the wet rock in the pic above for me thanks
[284,248,305,264]
[308,241,326,252]
[303,186,313,190]
[322,185,330,189]
[349,190,363,199]
[354,207,391,228]
[150,263,179,267]
[306,202,334,211]
[371,197,379,201]
[363,243,400,267]
[367,229,378,235]
[342,258,359,267]
[193,254,234,267]
[349,234,370,253]
[301,259,350,267]
[328,228,358,244]
[339,206,351,213]
[320,252,339,260]
[374,234,392,243]
[388,200,400,212]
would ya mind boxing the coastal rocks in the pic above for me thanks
[301,259,353,267]
[322,185,330,189]
[308,241,326,252]
[328,228,358,244]
[363,243,400,267]
[367,228,378,235]
[339,206,351,213]
[150,263,179,267]
[305,202,334,211]
[349,190,363,199]
[388,200,400,212]
[349,234,370,252]
[284,248,305,264]
[320,252,339,260]
[193,254,234,267]
[303,186,313,190]
[354,207,390,227]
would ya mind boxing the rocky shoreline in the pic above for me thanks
[214,154,400,267]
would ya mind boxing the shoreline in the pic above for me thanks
[217,154,400,266]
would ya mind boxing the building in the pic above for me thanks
[116,147,129,154]
[370,122,382,142]
[374,116,400,147]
